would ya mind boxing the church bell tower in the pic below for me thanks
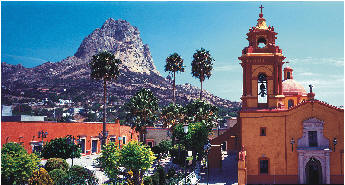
[239,6,285,109]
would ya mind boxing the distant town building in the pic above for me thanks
[1,120,138,155]
[1,105,12,116]
[2,115,46,122]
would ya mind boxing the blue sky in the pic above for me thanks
[2,1,344,106]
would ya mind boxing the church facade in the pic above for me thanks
[238,7,344,184]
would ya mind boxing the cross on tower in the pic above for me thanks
[259,5,264,14]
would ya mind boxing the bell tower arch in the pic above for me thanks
[239,6,285,109]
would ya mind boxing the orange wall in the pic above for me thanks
[1,121,139,155]
[240,101,344,179]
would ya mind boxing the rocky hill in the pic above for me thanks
[1,18,239,113]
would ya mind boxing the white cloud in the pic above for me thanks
[287,57,344,67]
[3,54,48,65]
[298,72,317,76]
[213,64,239,71]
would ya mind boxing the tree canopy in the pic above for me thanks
[160,103,184,128]
[124,88,159,135]
[165,53,185,103]
[89,51,122,81]
[41,137,81,160]
[97,141,156,184]
[184,99,218,130]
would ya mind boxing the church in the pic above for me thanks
[237,6,344,184]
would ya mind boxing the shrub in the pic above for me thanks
[1,143,40,184]
[28,168,54,185]
[143,173,159,185]
[58,165,97,185]
[45,158,69,172]
[48,169,67,184]
[157,166,166,185]
[167,167,176,179]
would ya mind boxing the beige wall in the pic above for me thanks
[240,101,344,179]
[145,128,170,146]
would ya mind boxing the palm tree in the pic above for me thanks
[89,51,121,147]
[124,88,159,143]
[191,48,214,99]
[165,53,185,104]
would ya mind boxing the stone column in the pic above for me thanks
[298,152,305,184]
[325,152,330,184]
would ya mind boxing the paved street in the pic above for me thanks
[198,151,238,185]
[40,151,238,185]
[65,154,109,184]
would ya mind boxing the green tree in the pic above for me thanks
[160,103,185,146]
[41,137,81,160]
[97,141,156,185]
[124,88,159,142]
[1,142,40,184]
[174,122,209,167]
[152,140,172,165]
[165,53,185,104]
[158,140,172,157]
[184,99,218,130]
[191,48,215,99]
[90,51,122,147]
[161,103,184,128]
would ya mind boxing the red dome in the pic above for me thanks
[282,79,307,96]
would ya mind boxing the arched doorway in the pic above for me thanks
[305,157,322,184]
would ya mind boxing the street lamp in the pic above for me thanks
[204,140,211,185]
[183,124,189,134]
[38,130,48,142]
[38,130,48,154]
[66,135,78,166]
[118,136,123,149]
[333,137,337,152]
[183,124,188,185]
[98,130,109,149]
[290,137,295,152]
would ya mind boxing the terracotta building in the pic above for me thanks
[237,7,344,184]
[1,120,138,156]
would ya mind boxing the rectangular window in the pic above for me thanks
[147,141,153,148]
[260,159,269,174]
[91,140,98,153]
[260,127,266,136]
[80,138,86,153]
[123,136,126,145]
[33,145,42,153]
[110,138,116,143]
[308,131,318,147]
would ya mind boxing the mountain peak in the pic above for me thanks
[73,18,159,75]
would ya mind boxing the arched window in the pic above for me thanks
[288,99,294,108]
[257,37,267,48]
[258,73,267,104]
